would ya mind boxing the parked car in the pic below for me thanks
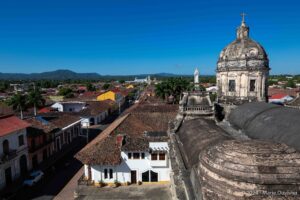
[23,170,44,186]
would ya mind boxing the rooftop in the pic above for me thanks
[76,102,176,165]
[228,102,300,151]
[0,115,30,137]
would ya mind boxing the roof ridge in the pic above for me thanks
[77,113,130,153]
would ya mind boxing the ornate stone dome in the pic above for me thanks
[217,18,269,71]
[199,140,300,199]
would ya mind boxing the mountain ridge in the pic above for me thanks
[0,69,205,80]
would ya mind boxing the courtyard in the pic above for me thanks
[75,184,172,200]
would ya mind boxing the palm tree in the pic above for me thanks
[7,92,27,119]
[28,87,45,116]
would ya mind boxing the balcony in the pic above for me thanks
[180,105,213,115]
[1,150,17,163]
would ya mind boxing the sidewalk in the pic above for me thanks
[54,167,83,200]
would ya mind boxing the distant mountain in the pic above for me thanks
[0,70,102,80]
[0,69,213,80]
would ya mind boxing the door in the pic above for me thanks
[5,167,12,186]
[131,170,137,184]
[19,155,28,177]
[32,154,38,169]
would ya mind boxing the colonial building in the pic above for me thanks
[50,100,113,127]
[25,113,82,171]
[96,90,124,103]
[216,14,269,105]
[0,115,30,190]
[76,102,177,186]
[169,15,300,200]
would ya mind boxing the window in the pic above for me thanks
[133,153,140,159]
[141,153,145,159]
[151,153,158,160]
[250,80,256,92]
[109,169,113,179]
[128,153,132,159]
[228,80,236,92]
[104,169,108,179]
[159,153,165,160]
[18,135,24,146]
[3,140,9,154]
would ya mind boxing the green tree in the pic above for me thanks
[58,87,73,96]
[155,78,191,103]
[285,79,296,88]
[28,87,45,116]
[102,83,110,90]
[7,92,27,119]
[58,87,74,98]
[0,81,9,92]
[119,80,125,84]
[86,83,96,91]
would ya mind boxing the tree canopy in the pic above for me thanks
[155,78,192,103]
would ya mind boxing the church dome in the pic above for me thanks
[217,17,269,71]
[199,140,300,199]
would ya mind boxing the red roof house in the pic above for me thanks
[0,115,30,137]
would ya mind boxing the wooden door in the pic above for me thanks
[131,170,137,184]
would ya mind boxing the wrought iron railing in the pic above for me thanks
[1,150,17,163]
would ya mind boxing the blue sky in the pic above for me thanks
[0,0,299,75]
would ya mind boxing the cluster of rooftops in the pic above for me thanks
[75,98,177,166]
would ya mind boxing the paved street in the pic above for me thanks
[14,146,83,200]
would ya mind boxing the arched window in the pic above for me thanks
[3,140,9,154]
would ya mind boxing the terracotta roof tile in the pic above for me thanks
[0,115,30,137]
[76,102,177,165]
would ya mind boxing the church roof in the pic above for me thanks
[228,102,300,151]
[199,139,300,199]
[177,118,230,168]
[217,17,269,71]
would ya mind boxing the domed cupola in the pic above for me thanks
[217,14,269,71]
[216,14,270,107]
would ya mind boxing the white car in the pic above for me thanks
[23,170,44,186]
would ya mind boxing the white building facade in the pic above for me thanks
[0,116,29,190]
[85,141,171,184]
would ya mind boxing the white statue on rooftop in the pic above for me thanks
[194,68,199,84]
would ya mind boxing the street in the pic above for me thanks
[9,101,133,200]
[14,144,83,200]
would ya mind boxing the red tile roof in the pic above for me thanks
[38,107,52,113]
[269,93,289,99]
[268,88,299,97]
[0,115,30,137]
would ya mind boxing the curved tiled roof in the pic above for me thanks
[228,102,300,151]
[199,140,300,199]
[177,118,230,167]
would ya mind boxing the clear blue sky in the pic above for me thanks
[0,0,299,75]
